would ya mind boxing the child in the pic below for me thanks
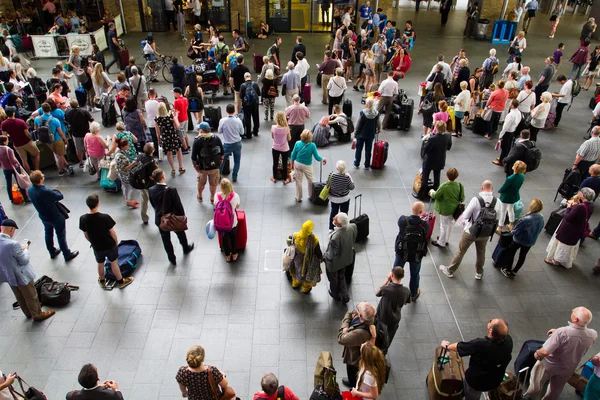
[481,83,495,108]
[553,42,564,79]
[468,90,480,125]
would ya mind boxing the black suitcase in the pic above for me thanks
[472,114,487,135]
[221,157,231,175]
[26,94,39,112]
[514,340,544,383]
[492,232,513,268]
[343,98,352,118]
[316,71,322,87]
[203,106,222,131]
[309,163,329,206]
[101,98,117,127]
[65,138,79,164]
[350,194,369,241]
[36,141,56,170]
[398,98,414,131]
[545,206,567,235]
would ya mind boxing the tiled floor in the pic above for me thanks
[1,8,600,400]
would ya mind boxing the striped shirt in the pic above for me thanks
[577,137,600,161]
[328,172,355,203]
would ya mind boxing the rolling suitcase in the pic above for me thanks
[350,194,369,241]
[119,49,129,70]
[309,163,329,206]
[253,53,264,73]
[317,71,322,87]
[36,141,56,170]
[303,74,312,105]
[398,98,414,131]
[545,206,567,235]
[514,340,544,384]
[75,86,86,108]
[218,210,247,251]
[472,114,487,135]
[26,94,39,112]
[343,98,352,118]
[371,136,388,169]
[426,347,465,400]
[203,106,222,131]
[421,205,436,240]
[492,232,513,268]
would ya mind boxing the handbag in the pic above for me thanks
[319,174,333,201]
[9,374,47,400]
[56,201,70,219]
[12,165,31,189]
[420,98,435,116]
[108,158,118,181]
[87,157,97,175]
[453,183,465,220]
[282,243,295,271]
[482,108,493,121]
[159,187,188,232]
[282,84,287,96]
[267,85,279,97]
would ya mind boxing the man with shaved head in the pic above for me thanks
[440,318,513,400]
[524,307,597,400]
[440,180,499,280]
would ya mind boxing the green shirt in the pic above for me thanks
[498,173,525,204]
[430,181,465,216]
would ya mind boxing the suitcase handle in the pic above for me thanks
[354,194,362,218]
[515,367,530,400]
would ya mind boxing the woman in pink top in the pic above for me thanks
[271,111,292,184]
[484,80,509,140]
[433,100,449,132]
[84,122,108,180]
[0,135,30,203]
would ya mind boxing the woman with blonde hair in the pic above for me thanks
[271,111,291,184]
[364,50,376,93]
[500,198,545,278]
[529,91,552,142]
[155,102,184,176]
[453,81,470,137]
[92,63,114,99]
[67,45,81,70]
[497,160,527,233]
[290,129,327,202]
[216,178,241,262]
[351,342,387,400]
[176,345,237,400]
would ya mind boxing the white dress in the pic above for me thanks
[546,221,579,269]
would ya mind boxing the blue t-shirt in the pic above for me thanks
[108,29,118,51]
[359,4,371,18]
[37,107,67,134]
[34,114,62,142]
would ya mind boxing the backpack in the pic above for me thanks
[313,351,340,399]
[359,320,390,354]
[486,58,499,75]
[227,54,238,69]
[241,38,250,52]
[130,156,153,190]
[38,116,54,144]
[571,79,582,98]
[214,192,235,233]
[242,82,259,105]
[198,136,222,169]
[397,218,427,262]
[215,43,228,63]
[31,77,48,96]
[344,115,355,135]
[469,196,498,239]
[521,142,542,172]
[0,93,9,108]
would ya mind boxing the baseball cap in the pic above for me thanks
[197,122,211,132]
[173,87,182,94]
[1,219,18,229]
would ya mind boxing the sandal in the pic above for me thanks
[197,195,203,202]
[210,197,215,205]
[544,258,560,266]
[171,169,176,176]
[283,179,291,185]
[270,177,277,183]
[232,253,238,262]
[179,168,186,175]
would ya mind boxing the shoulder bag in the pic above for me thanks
[453,183,465,220]
[482,107,494,121]
[207,366,236,400]
[159,187,188,232]
[319,173,333,201]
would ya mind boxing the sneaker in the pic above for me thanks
[440,265,454,278]
[411,289,421,301]
[295,197,302,203]
[353,85,359,91]
[98,278,106,288]
[68,166,75,175]
[475,272,483,280]
[353,164,359,169]
[58,169,67,177]
[118,276,134,289]
[500,268,511,278]
[79,162,84,168]
[364,166,370,170]
[181,149,190,155]
[183,243,195,254]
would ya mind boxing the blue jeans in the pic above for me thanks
[570,63,584,81]
[329,200,350,230]
[221,141,242,180]
[3,168,29,203]
[593,221,600,237]
[393,253,422,297]
[42,217,71,257]
[354,136,374,168]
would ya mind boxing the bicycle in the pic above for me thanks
[143,55,173,84]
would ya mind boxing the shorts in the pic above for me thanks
[197,168,220,187]
[73,137,85,153]
[49,139,66,156]
[365,69,374,77]
[234,90,241,104]
[15,141,40,161]
[94,246,118,263]
[144,53,157,61]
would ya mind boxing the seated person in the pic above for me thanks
[312,116,331,147]
[581,164,600,201]
[66,364,124,400]
[257,21,270,40]
[327,104,351,142]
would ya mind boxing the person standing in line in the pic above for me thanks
[34,102,71,177]
[324,212,357,303]
[376,70,398,130]
[145,88,160,151]
[105,23,122,73]
[326,68,347,115]
[525,308,597,400]
[173,87,190,153]
[440,319,513,400]
[416,120,452,200]
[327,160,355,230]
[138,143,158,225]
[500,198,545,279]
[318,50,340,105]
[285,94,311,150]
[148,168,194,265]
[0,136,30,204]
[439,180,499,280]
[429,168,464,248]
[552,75,573,127]
[27,170,79,261]
[370,36,386,86]
[338,302,376,388]
[261,69,278,120]
[1,107,39,173]
[375,266,411,345]
[295,52,310,103]
[483,80,509,140]
[0,219,55,322]
[572,127,600,180]
[583,46,600,91]
[353,98,380,170]
[290,130,327,203]
[79,194,134,289]
[217,104,244,183]
[191,122,224,204]
[128,66,147,112]
[281,62,302,108]
[270,111,292,185]
[239,72,261,139]
[65,99,94,169]
[215,178,241,263]
[496,161,526,233]
[493,99,521,166]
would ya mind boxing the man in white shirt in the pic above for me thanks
[429,54,452,84]
[513,3,524,24]
[294,52,310,103]
[494,99,522,166]
[165,0,176,31]
[376,71,399,129]
[145,89,160,150]
[440,180,500,280]
[552,74,573,128]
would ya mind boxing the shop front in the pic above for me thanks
[137,0,232,32]
[266,0,356,32]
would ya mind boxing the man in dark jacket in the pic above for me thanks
[148,168,194,265]
[239,72,261,139]
[290,36,306,64]
[416,120,452,200]
[376,266,411,346]
[503,129,535,177]
[65,98,93,168]
[66,363,124,399]
[353,98,381,169]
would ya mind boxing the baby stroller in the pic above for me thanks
[191,59,220,98]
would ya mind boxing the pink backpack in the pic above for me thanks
[214,193,235,233]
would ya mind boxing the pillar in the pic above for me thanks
[590,0,600,40]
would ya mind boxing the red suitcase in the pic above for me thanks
[218,210,247,251]
[421,212,436,240]
[253,53,264,73]
[371,138,389,169]
[303,74,311,105]
[22,35,33,51]
[119,49,130,70]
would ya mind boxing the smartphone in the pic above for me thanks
[23,239,31,246]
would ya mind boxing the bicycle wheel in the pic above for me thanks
[162,63,173,84]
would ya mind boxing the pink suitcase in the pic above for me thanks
[421,212,436,240]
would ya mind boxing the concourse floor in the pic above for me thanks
[1,8,599,400]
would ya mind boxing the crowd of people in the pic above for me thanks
[1,1,600,400]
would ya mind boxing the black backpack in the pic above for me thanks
[397,218,427,262]
[521,142,542,172]
[469,196,498,240]
[37,116,54,144]
[197,136,222,170]
[130,155,156,190]
[359,319,390,354]
[31,77,47,96]
[344,115,355,135]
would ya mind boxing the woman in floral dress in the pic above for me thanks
[154,102,185,176]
